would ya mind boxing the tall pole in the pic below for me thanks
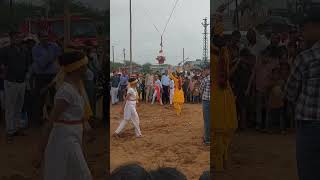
[63,0,70,50]
[235,0,239,30]
[202,17,209,63]
[9,0,13,27]
[129,0,133,75]
[182,48,185,71]
[112,46,115,64]
[123,48,126,64]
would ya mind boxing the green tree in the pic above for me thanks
[142,63,152,74]
[111,62,124,72]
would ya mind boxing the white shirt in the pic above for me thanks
[155,79,162,89]
[247,33,270,57]
[127,87,138,101]
[55,82,85,121]
[161,75,170,86]
[170,80,174,89]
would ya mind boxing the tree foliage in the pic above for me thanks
[141,63,152,74]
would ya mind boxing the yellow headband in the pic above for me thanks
[129,79,138,85]
[63,57,88,73]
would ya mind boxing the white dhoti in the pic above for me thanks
[170,88,174,105]
[115,101,142,137]
[110,87,119,105]
[44,125,92,180]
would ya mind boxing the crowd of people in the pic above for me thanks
[0,29,108,179]
[110,69,207,106]
[212,4,320,180]
[225,27,304,133]
[110,67,211,145]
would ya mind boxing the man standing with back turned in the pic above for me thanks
[32,31,61,127]
[284,7,320,180]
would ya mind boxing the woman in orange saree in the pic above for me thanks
[169,72,184,116]
[211,8,238,172]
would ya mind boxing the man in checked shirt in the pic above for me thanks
[284,7,320,180]
[200,66,210,145]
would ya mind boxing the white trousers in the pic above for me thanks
[151,90,163,104]
[115,101,142,136]
[110,87,119,104]
[170,88,174,105]
[4,81,26,135]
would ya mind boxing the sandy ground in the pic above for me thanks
[0,125,107,180]
[110,103,210,180]
[215,131,298,180]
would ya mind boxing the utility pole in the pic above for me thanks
[9,0,13,27]
[123,48,126,64]
[235,0,239,30]
[112,46,115,64]
[129,0,133,75]
[63,0,70,50]
[182,48,185,70]
[202,17,209,63]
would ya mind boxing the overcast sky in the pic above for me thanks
[111,0,210,65]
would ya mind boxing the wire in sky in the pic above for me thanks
[141,6,162,35]
[162,0,180,36]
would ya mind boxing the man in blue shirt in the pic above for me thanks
[31,31,61,126]
[119,71,129,101]
[161,70,170,105]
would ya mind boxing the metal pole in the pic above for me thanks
[182,48,185,70]
[235,0,239,30]
[123,48,126,64]
[129,0,133,75]
[63,0,70,50]
[112,46,115,64]
[9,0,13,27]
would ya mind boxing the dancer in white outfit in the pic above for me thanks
[114,78,142,138]
[33,51,92,180]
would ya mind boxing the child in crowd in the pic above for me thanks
[247,49,280,131]
[192,77,201,103]
[230,48,255,130]
[266,67,286,133]
[188,78,194,103]
[152,75,163,105]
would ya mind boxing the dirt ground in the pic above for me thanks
[215,131,298,180]
[0,125,107,180]
[110,103,210,180]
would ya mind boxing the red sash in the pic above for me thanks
[155,85,161,101]
[54,120,83,125]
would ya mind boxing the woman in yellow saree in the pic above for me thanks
[169,72,184,116]
[211,7,238,172]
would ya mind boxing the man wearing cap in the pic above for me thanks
[284,6,320,180]
[0,31,31,143]
[31,31,61,126]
